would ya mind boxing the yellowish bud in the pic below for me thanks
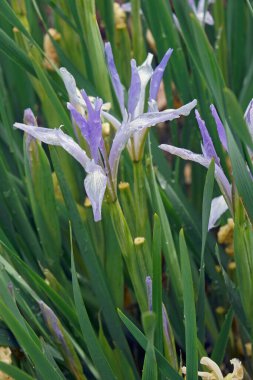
[134,237,145,246]
[218,218,234,255]
[184,163,192,185]
[84,197,92,208]
[102,122,110,137]
[118,182,130,191]
[228,261,236,271]
[114,3,127,29]
[215,265,222,273]
[245,342,252,357]
[215,306,226,315]
[43,28,61,70]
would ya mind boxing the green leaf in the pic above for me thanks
[50,148,137,373]
[197,160,215,342]
[141,312,157,380]
[118,309,182,380]
[24,138,62,270]
[0,363,35,380]
[70,226,117,380]
[179,229,198,380]
[152,214,163,354]
[211,307,234,365]
[0,299,64,380]
[227,127,253,223]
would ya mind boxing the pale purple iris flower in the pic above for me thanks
[174,0,215,29]
[14,48,196,222]
[160,99,253,229]
[160,108,232,230]
[190,0,215,25]
[103,42,197,161]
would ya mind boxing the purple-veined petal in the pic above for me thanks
[24,108,37,125]
[244,98,253,140]
[130,99,197,131]
[128,59,141,117]
[67,102,89,139]
[14,123,90,170]
[80,90,103,162]
[59,67,84,108]
[149,48,173,102]
[84,168,107,222]
[195,109,220,164]
[210,104,228,151]
[208,195,229,230]
[105,42,125,116]
[159,144,232,208]
[134,53,153,117]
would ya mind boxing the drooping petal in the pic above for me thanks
[59,67,84,108]
[208,195,229,230]
[105,42,125,116]
[128,59,141,117]
[149,48,173,102]
[210,104,228,151]
[134,53,153,117]
[195,109,220,164]
[14,123,90,170]
[84,168,107,222]
[159,144,232,208]
[244,98,253,140]
[130,99,197,131]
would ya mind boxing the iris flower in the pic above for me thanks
[188,0,215,26]
[14,43,196,222]
[160,99,253,229]
[174,0,215,30]
[103,42,197,161]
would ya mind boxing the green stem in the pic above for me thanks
[133,160,149,237]
[110,200,148,312]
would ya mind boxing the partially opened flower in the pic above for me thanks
[182,356,243,379]
[173,0,215,31]
[189,0,215,25]
[103,42,197,161]
[160,108,232,229]
[160,99,253,229]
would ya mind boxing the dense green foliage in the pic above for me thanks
[0,0,252,379]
